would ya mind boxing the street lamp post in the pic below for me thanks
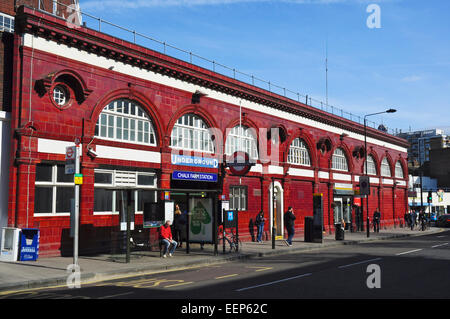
[364,108,396,238]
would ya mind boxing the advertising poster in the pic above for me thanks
[189,198,213,243]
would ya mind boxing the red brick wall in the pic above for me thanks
[0,0,14,15]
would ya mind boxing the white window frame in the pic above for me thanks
[95,99,157,146]
[170,114,214,153]
[0,13,14,33]
[332,148,349,172]
[287,138,311,166]
[34,164,73,216]
[381,158,392,177]
[225,125,258,160]
[395,161,404,179]
[229,186,247,211]
[93,169,157,216]
[53,85,68,106]
[364,155,377,176]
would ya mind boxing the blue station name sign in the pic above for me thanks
[172,170,218,183]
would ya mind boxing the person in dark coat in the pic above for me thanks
[255,210,266,243]
[404,211,410,228]
[284,207,296,246]
[410,210,417,230]
[173,204,185,248]
[373,208,381,233]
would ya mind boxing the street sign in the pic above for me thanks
[65,146,77,175]
[66,146,76,160]
[65,162,75,175]
[74,174,83,185]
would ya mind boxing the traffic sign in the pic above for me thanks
[66,146,76,160]
[65,146,77,175]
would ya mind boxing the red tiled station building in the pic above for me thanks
[7,6,409,257]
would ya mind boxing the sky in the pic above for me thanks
[78,0,450,135]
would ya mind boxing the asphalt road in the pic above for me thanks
[2,229,449,300]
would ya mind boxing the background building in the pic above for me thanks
[397,128,447,167]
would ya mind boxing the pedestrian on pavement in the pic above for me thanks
[373,208,381,233]
[419,209,427,231]
[255,210,266,243]
[160,220,178,258]
[173,204,184,248]
[284,207,296,246]
[404,211,410,228]
[410,210,417,230]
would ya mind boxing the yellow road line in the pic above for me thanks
[165,281,194,288]
[0,264,208,296]
[215,274,238,279]
[247,266,273,272]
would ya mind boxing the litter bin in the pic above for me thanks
[19,228,40,261]
[0,228,20,262]
[335,223,345,241]
[304,216,314,242]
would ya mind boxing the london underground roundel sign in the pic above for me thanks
[226,151,254,176]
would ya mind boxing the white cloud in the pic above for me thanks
[401,75,422,82]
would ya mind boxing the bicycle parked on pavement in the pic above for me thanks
[217,226,242,253]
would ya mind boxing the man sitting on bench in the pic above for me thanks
[160,220,178,258]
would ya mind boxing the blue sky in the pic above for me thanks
[79,0,450,134]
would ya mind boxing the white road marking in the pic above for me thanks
[395,249,423,256]
[431,243,449,248]
[235,273,312,292]
[338,258,382,269]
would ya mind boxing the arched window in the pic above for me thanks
[225,125,258,159]
[95,99,157,146]
[170,114,214,153]
[363,155,377,175]
[287,138,311,166]
[332,148,349,171]
[381,158,392,177]
[395,161,404,178]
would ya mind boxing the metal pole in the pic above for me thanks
[420,167,424,211]
[186,193,190,254]
[126,189,131,263]
[73,144,80,266]
[364,118,370,238]
[213,194,218,256]
[272,177,275,249]
[222,208,226,254]
[236,209,239,252]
